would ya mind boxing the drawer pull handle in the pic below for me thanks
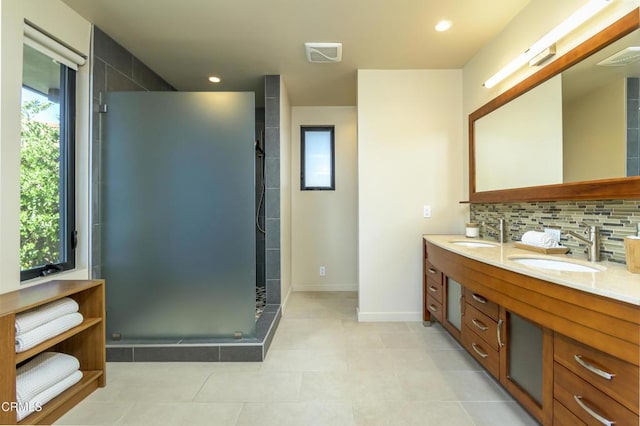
[428,286,438,293]
[428,304,438,313]
[471,318,488,331]
[574,355,615,380]
[497,319,504,348]
[428,268,437,275]
[573,395,615,426]
[471,343,488,359]
[471,294,487,304]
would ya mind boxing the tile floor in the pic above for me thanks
[55,292,539,425]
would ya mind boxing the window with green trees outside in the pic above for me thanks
[20,43,76,281]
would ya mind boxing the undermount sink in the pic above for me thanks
[508,255,604,273]
[449,240,498,248]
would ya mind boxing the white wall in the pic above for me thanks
[357,70,465,321]
[291,107,358,292]
[463,0,638,196]
[0,0,91,294]
[280,78,293,307]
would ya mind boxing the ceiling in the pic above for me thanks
[61,0,530,106]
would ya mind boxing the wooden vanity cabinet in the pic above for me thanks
[499,309,548,422]
[553,333,639,425]
[462,288,501,379]
[423,251,463,340]
[442,277,463,341]
[422,243,443,324]
[422,239,640,426]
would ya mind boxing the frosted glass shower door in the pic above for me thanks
[102,92,256,340]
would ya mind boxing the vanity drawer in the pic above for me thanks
[464,288,499,321]
[425,278,443,304]
[425,261,442,285]
[463,303,499,350]
[462,324,499,379]
[554,333,639,413]
[426,299,443,323]
[553,400,585,426]
[554,363,638,426]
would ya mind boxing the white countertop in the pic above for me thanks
[424,234,640,306]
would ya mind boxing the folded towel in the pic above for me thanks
[15,313,83,353]
[521,231,559,248]
[16,352,80,404]
[15,297,79,335]
[16,370,83,421]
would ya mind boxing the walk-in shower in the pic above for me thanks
[101,92,256,341]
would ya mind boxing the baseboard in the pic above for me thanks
[356,308,422,322]
[292,284,358,292]
[281,285,293,314]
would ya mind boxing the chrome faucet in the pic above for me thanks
[483,218,507,243]
[567,223,601,262]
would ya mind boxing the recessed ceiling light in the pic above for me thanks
[208,76,221,83]
[435,20,452,32]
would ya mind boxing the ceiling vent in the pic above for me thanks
[597,46,640,66]
[305,43,342,63]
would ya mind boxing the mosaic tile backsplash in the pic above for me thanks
[470,200,640,264]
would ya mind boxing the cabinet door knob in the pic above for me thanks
[471,343,489,359]
[428,304,438,313]
[471,318,489,331]
[574,355,615,380]
[428,286,438,293]
[573,395,614,426]
[428,268,437,274]
[471,293,487,304]
[497,319,504,347]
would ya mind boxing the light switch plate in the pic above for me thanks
[423,205,432,218]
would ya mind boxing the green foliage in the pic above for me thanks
[20,99,61,270]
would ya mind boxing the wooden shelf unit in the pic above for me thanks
[0,280,105,425]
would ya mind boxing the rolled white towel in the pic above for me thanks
[16,352,80,404]
[15,312,84,353]
[15,297,79,335]
[16,370,83,421]
[521,231,558,248]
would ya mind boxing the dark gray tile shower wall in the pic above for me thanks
[264,76,281,304]
[90,26,175,279]
[256,108,266,289]
[627,78,640,176]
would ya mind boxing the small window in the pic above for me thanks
[301,126,335,190]
[20,43,77,280]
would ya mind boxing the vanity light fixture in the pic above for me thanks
[208,76,221,83]
[483,0,612,88]
[435,20,452,32]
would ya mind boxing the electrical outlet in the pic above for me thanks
[423,205,432,218]
[319,266,326,276]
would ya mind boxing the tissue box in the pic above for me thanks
[624,236,640,273]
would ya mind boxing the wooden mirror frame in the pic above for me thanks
[469,8,640,203]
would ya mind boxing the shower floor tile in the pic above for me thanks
[256,286,266,319]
